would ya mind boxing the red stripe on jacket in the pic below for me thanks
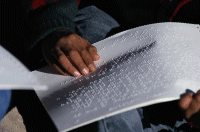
[76,0,81,5]
[169,0,192,22]
[32,0,80,10]
[32,0,47,10]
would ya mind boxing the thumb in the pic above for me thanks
[179,93,193,111]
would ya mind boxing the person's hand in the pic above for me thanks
[179,90,200,128]
[41,30,100,77]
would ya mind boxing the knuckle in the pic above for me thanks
[88,46,97,52]
[67,34,77,40]
[76,46,84,51]
[80,50,88,56]
[57,54,66,62]
[85,60,92,65]
[68,49,78,56]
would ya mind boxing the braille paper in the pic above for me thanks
[0,45,47,90]
[33,22,200,132]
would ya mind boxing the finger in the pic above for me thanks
[179,93,193,110]
[52,63,70,76]
[51,48,81,77]
[42,48,70,76]
[61,45,90,75]
[185,90,200,119]
[87,44,100,61]
[79,49,97,72]
[77,37,99,62]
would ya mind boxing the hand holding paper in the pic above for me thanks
[41,30,100,77]
[179,90,200,128]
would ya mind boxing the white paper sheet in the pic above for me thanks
[33,22,200,131]
[0,45,47,90]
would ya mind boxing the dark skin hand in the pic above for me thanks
[41,30,100,77]
[179,90,200,128]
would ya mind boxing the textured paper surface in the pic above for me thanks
[33,23,200,131]
[0,45,47,90]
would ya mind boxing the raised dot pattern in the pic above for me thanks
[37,23,200,131]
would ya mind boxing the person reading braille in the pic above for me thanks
[38,0,200,131]
[2,0,200,131]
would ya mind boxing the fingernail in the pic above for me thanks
[74,71,81,77]
[88,64,96,71]
[82,68,89,75]
[95,55,100,61]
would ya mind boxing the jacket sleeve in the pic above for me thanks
[24,0,79,69]
[26,0,78,52]
[27,0,81,12]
